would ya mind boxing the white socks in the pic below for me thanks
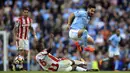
[74,60,85,65]
[76,66,87,71]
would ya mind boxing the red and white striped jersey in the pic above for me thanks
[36,50,59,71]
[15,16,32,40]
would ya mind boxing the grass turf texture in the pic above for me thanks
[0,71,129,73]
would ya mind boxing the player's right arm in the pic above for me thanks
[67,11,84,29]
[13,20,20,42]
[108,35,116,48]
[67,13,75,29]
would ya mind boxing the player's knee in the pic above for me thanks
[70,60,75,66]
[78,30,83,37]
[87,36,94,44]
[78,30,87,38]
[66,66,73,71]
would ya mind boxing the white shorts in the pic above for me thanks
[109,51,120,57]
[57,59,73,71]
[57,66,72,72]
[69,29,91,40]
[108,46,120,57]
[16,39,29,51]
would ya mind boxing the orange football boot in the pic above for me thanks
[84,46,95,52]
[74,41,82,52]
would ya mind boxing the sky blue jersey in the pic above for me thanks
[109,34,121,48]
[70,10,90,29]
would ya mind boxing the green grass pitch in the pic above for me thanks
[0,71,130,73]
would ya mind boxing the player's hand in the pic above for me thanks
[32,32,36,36]
[32,32,38,41]
[112,44,116,48]
[66,25,70,30]
[14,36,19,42]
[34,35,38,42]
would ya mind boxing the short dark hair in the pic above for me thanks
[23,7,29,11]
[88,4,96,9]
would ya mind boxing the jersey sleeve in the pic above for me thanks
[29,18,33,26]
[109,35,115,41]
[30,18,33,24]
[31,19,33,24]
[74,11,85,17]
[15,19,20,27]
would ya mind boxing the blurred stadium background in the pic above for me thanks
[0,0,130,71]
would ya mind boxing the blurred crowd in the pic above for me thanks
[0,0,130,71]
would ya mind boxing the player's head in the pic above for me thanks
[116,29,120,36]
[22,8,29,17]
[87,4,96,17]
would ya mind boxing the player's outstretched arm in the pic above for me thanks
[29,26,38,41]
[67,13,75,29]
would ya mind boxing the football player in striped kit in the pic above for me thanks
[13,7,37,70]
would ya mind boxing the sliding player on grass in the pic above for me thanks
[35,34,89,71]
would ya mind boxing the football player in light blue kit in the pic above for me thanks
[108,29,121,71]
[67,5,95,52]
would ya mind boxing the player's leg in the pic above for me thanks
[16,39,25,56]
[17,39,29,56]
[71,62,88,71]
[108,49,114,70]
[73,65,87,71]
[77,29,87,46]
[57,66,73,72]
[58,60,87,72]
[69,29,95,52]
[69,29,83,52]
[78,29,94,44]
[77,29,95,52]
[113,50,120,71]
[58,59,86,67]
[13,39,24,70]
[14,39,29,70]
[69,60,88,71]
[69,29,79,40]
[58,59,73,68]
[73,60,86,65]
[87,34,94,44]
[23,40,30,70]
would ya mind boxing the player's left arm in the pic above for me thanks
[67,13,75,30]
[29,19,38,41]
[108,35,116,48]
[29,26,35,36]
